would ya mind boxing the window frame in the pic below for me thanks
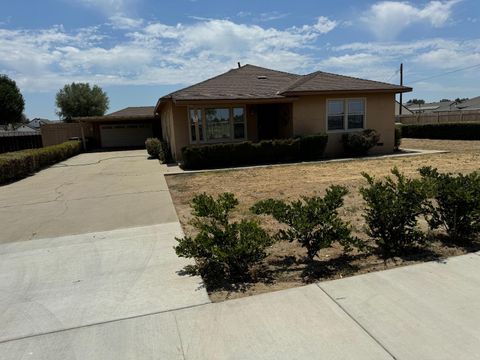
[188,105,247,144]
[326,98,367,133]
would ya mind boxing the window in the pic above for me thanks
[205,108,230,140]
[327,99,365,131]
[189,109,203,142]
[189,106,247,144]
[327,100,345,130]
[233,107,245,139]
[347,100,365,129]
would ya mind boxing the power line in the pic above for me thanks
[407,62,480,84]
[384,69,399,83]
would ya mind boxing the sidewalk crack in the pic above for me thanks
[316,283,398,360]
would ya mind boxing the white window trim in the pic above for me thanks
[188,106,248,144]
[326,98,367,133]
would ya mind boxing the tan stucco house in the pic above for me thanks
[156,64,412,161]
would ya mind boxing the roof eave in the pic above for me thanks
[171,96,299,105]
[280,87,413,96]
[73,114,157,123]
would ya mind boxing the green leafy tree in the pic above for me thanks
[251,186,362,260]
[55,83,109,120]
[439,98,451,102]
[0,74,25,128]
[175,193,273,281]
[406,99,425,105]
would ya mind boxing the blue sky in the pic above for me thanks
[1,0,479,119]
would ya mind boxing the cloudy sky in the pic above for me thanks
[1,0,479,119]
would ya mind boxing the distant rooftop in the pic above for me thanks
[107,106,155,117]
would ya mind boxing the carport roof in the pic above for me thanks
[73,106,157,123]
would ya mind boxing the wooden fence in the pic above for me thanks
[0,131,43,153]
[41,122,83,147]
[396,110,480,125]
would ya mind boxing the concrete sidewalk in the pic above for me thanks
[2,253,480,359]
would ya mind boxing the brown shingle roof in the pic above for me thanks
[280,71,411,95]
[107,106,155,117]
[163,65,301,101]
[160,64,411,103]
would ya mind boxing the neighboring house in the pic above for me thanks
[406,97,480,113]
[27,118,51,131]
[72,106,159,148]
[454,96,480,111]
[156,64,411,161]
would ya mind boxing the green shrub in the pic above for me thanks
[159,140,173,164]
[174,193,273,281]
[394,126,402,150]
[181,134,328,170]
[360,167,430,257]
[0,140,82,184]
[400,123,480,140]
[419,167,480,242]
[145,138,161,159]
[342,129,380,156]
[251,186,361,260]
[299,134,329,161]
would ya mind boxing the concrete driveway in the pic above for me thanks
[0,150,178,244]
[0,150,209,346]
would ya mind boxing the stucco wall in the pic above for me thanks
[292,93,395,156]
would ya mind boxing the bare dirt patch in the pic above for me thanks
[166,139,480,302]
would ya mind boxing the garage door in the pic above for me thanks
[100,123,153,148]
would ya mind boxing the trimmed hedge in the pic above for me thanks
[394,126,402,150]
[0,140,82,184]
[400,122,480,140]
[182,134,328,170]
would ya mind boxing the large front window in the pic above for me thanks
[189,106,246,143]
[327,99,365,131]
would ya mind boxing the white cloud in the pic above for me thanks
[71,0,135,14]
[319,37,480,84]
[362,1,461,40]
[0,17,336,91]
[108,15,143,29]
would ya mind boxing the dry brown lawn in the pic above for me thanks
[166,139,480,302]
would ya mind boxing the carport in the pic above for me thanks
[75,106,161,149]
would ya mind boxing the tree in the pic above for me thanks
[55,83,109,120]
[0,74,25,128]
[439,98,451,102]
[406,99,425,105]
[454,97,469,103]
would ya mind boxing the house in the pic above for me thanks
[73,106,159,148]
[26,118,52,131]
[156,64,412,161]
[405,97,480,113]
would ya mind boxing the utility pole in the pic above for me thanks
[399,63,404,115]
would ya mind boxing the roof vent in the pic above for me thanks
[257,75,268,80]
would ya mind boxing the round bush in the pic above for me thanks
[342,129,380,156]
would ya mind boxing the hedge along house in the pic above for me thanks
[156,64,412,161]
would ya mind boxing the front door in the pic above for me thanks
[257,105,280,140]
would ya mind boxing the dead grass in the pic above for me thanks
[166,139,480,302]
